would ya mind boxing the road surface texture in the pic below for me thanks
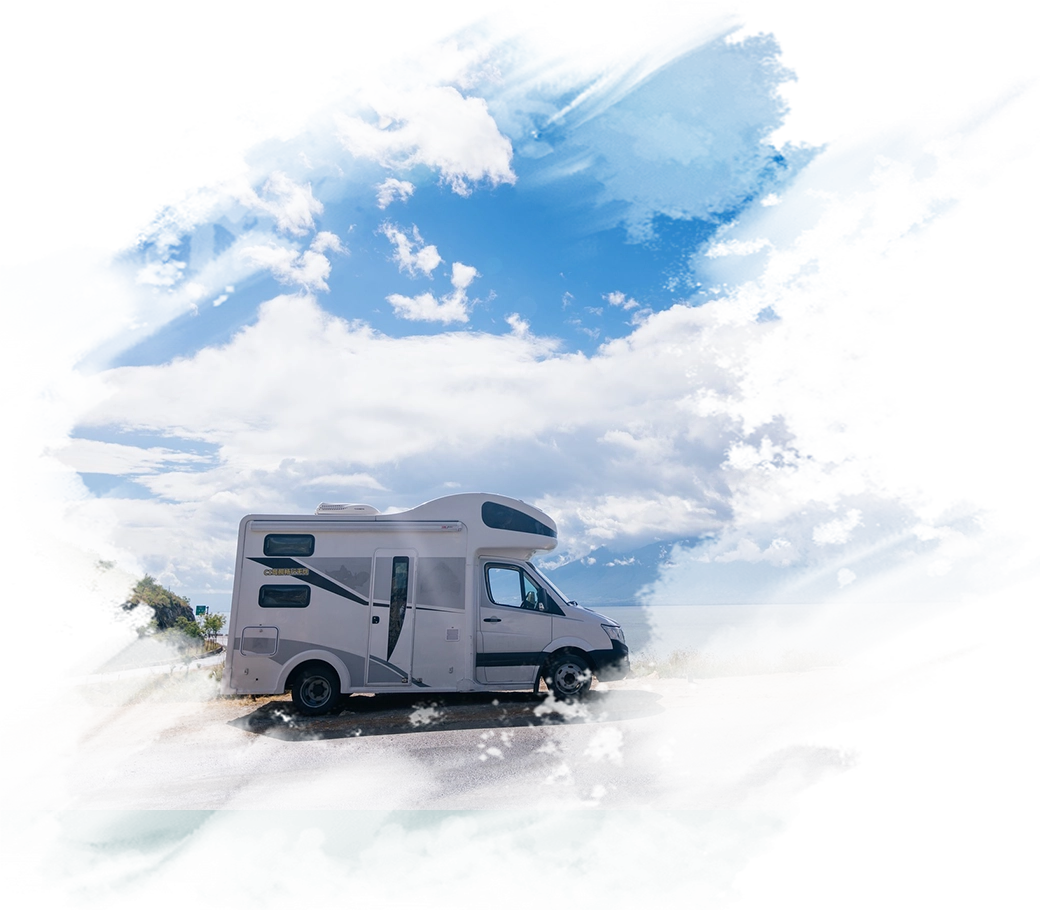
[0,665,944,807]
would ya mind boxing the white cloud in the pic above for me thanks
[310,231,343,254]
[782,276,811,301]
[405,30,503,90]
[337,85,516,195]
[450,261,478,290]
[380,223,442,277]
[709,536,796,566]
[923,526,985,553]
[376,178,416,208]
[386,259,481,323]
[605,290,640,310]
[387,291,468,324]
[32,291,1040,590]
[248,171,323,236]
[51,438,211,475]
[244,232,344,291]
[144,133,320,238]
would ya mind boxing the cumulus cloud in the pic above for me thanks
[244,232,344,291]
[405,30,503,88]
[379,223,442,277]
[30,291,1040,590]
[376,178,415,208]
[386,259,481,323]
[923,526,985,553]
[337,85,516,195]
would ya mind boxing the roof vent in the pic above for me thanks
[315,502,380,515]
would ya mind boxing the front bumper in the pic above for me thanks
[589,640,630,680]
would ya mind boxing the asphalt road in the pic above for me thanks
[0,690,886,811]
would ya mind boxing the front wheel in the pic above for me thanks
[546,653,592,701]
[291,664,340,716]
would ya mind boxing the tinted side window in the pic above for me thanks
[481,502,556,539]
[263,534,315,557]
[258,585,311,608]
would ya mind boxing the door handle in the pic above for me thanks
[371,616,380,624]
[483,617,501,623]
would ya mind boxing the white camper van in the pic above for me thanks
[222,493,630,715]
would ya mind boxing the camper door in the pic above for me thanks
[367,549,417,685]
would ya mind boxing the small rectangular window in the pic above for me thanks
[263,534,315,557]
[259,585,311,608]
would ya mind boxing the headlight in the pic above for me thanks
[602,624,625,644]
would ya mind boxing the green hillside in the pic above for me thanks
[20,520,204,669]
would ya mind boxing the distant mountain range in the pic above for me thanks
[544,511,1040,603]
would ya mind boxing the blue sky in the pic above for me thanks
[6,1,1040,611]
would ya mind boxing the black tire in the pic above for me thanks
[291,663,340,716]
[546,652,592,701]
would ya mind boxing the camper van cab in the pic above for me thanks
[222,493,630,715]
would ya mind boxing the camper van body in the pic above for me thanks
[222,493,629,714]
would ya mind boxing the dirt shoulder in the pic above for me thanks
[0,657,944,757]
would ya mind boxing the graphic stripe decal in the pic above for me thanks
[248,557,368,605]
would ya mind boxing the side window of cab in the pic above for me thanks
[486,565,550,612]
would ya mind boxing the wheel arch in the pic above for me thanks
[540,637,596,674]
[277,650,350,694]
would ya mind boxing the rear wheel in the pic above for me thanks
[291,664,340,716]
[546,652,592,701]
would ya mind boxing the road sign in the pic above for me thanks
[195,605,208,616]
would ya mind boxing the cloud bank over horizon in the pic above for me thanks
[14,289,1040,599]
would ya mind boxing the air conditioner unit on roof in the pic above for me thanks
[314,503,380,515]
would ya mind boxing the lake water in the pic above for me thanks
[594,603,1040,661]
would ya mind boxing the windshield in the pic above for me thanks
[527,563,575,605]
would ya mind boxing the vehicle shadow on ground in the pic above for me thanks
[229,689,664,741]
